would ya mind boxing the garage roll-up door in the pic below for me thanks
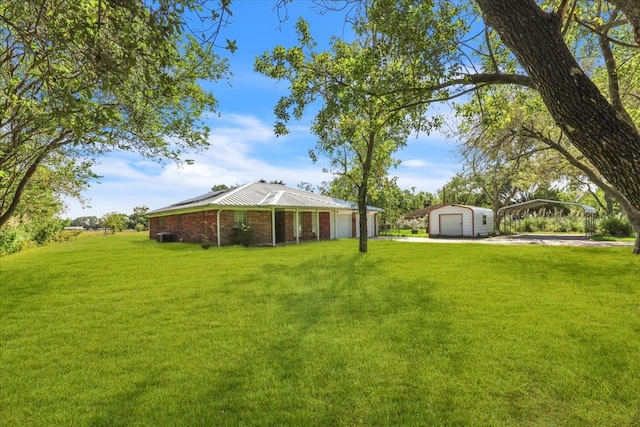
[440,213,463,236]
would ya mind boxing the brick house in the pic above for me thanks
[147,182,382,246]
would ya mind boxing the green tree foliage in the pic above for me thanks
[371,179,434,225]
[127,206,149,231]
[101,212,127,233]
[599,214,634,238]
[211,184,230,191]
[297,181,316,192]
[0,0,231,228]
[0,171,72,254]
[267,179,286,185]
[439,173,489,207]
[256,1,462,252]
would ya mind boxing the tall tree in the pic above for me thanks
[0,0,231,228]
[256,1,461,252]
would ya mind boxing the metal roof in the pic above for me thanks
[497,199,597,216]
[147,182,384,215]
[429,203,494,214]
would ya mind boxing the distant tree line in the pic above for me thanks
[0,206,150,255]
[69,206,150,233]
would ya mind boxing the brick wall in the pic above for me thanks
[283,211,295,243]
[150,208,342,245]
[319,212,330,239]
[149,211,217,243]
[149,215,178,240]
[178,211,217,242]
[247,210,273,245]
[149,217,159,238]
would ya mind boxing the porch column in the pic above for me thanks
[316,210,320,240]
[295,209,300,244]
[216,210,222,247]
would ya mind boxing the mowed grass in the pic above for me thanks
[1,233,639,426]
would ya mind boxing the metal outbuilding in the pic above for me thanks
[428,204,494,238]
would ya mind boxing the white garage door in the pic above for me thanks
[440,214,463,236]
[335,213,352,238]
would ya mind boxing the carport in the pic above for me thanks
[498,199,597,237]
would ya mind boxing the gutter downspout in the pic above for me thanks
[316,210,320,240]
[271,207,276,246]
[295,208,300,244]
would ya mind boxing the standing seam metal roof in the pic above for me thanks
[147,182,383,215]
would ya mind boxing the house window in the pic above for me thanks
[158,216,166,228]
[482,214,487,225]
[234,210,248,228]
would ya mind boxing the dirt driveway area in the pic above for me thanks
[384,233,634,248]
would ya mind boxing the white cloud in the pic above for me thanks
[402,159,429,168]
[210,113,276,143]
[62,111,462,219]
[63,113,325,218]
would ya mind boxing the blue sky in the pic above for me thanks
[63,0,462,219]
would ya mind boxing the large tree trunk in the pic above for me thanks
[476,0,640,254]
[625,208,640,255]
[357,131,379,254]
[358,195,369,253]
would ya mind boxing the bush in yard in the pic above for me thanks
[232,224,256,246]
[0,226,22,254]
[520,215,585,233]
[599,215,633,237]
[28,218,67,245]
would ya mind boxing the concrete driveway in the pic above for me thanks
[382,233,634,247]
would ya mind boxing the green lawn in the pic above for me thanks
[1,233,639,426]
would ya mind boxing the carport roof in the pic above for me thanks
[497,199,597,216]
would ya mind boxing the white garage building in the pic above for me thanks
[428,204,494,238]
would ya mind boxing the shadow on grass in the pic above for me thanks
[237,252,458,423]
